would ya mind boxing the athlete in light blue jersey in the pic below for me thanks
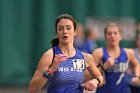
[29,14,104,93]
[91,23,140,93]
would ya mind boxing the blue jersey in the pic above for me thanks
[84,39,97,54]
[47,46,86,93]
[96,48,131,93]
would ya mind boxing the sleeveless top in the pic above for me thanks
[47,45,86,93]
[96,48,130,93]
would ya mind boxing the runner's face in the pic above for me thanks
[57,19,76,45]
[105,26,122,46]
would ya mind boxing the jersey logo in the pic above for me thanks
[107,62,129,72]
[72,59,84,70]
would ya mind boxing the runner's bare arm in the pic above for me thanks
[83,53,104,87]
[126,49,140,77]
[29,48,53,93]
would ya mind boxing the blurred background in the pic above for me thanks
[0,0,140,93]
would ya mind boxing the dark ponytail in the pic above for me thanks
[50,38,59,47]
